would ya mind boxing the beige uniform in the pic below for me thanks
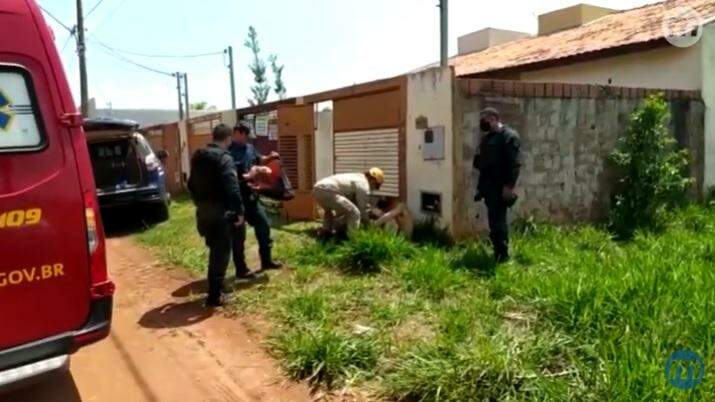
[312,173,373,232]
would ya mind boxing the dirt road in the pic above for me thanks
[4,237,312,402]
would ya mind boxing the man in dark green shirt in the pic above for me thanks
[473,107,522,263]
[188,124,244,307]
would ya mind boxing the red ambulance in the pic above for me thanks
[0,0,114,388]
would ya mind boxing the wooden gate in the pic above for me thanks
[144,123,183,196]
[161,123,182,194]
[277,104,315,220]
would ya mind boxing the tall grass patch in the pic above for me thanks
[270,326,381,388]
[337,228,413,273]
[398,248,467,300]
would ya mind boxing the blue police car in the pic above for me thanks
[84,118,170,222]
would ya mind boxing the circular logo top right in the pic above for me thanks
[662,5,705,48]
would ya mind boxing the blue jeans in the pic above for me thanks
[232,197,272,271]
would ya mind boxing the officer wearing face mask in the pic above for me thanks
[473,107,522,263]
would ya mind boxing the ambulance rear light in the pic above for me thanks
[83,190,113,299]
[85,205,99,253]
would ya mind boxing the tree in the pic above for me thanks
[190,101,208,110]
[244,26,270,105]
[609,94,693,238]
[269,54,286,100]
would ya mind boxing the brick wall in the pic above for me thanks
[453,79,705,237]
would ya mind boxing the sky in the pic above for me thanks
[38,0,661,111]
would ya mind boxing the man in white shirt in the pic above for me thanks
[312,167,384,234]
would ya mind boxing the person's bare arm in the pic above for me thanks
[259,151,280,164]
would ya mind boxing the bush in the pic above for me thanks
[609,94,693,238]
[337,228,413,273]
[270,326,380,388]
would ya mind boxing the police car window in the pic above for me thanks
[0,67,45,151]
[133,133,154,158]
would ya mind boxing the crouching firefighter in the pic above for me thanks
[312,168,385,236]
[188,124,244,307]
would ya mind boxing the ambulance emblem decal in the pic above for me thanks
[0,90,14,132]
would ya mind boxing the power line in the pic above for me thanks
[61,32,75,53]
[38,5,73,33]
[102,48,224,59]
[85,0,107,19]
[88,31,222,59]
[88,36,175,77]
[92,0,130,32]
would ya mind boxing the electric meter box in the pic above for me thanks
[422,126,445,161]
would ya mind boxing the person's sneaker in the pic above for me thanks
[261,261,283,270]
[205,295,225,307]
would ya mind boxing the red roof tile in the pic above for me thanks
[453,0,715,77]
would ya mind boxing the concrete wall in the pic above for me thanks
[314,108,334,181]
[406,67,454,229]
[521,44,703,91]
[453,80,705,237]
[703,24,715,191]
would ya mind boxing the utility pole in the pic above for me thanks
[226,46,236,110]
[183,73,190,119]
[175,72,184,120]
[439,0,448,67]
[76,0,89,115]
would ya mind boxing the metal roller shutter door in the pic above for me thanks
[334,129,399,197]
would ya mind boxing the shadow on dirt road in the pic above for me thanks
[138,300,213,329]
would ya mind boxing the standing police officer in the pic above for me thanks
[229,124,282,275]
[473,107,522,263]
[187,124,244,307]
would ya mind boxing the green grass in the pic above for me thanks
[136,198,715,400]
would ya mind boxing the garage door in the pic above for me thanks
[334,129,399,197]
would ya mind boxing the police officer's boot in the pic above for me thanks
[260,247,282,270]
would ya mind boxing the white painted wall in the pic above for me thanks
[703,24,715,191]
[406,67,454,229]
[314,108,334,181]
[521,44,702,90]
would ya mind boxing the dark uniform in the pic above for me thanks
[187,144,244,303]
[474,125,521,262]
[228,142,274,272]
